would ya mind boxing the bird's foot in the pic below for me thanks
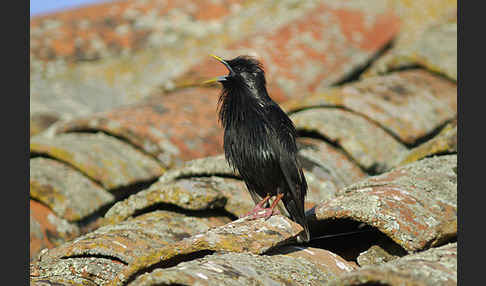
[241,206,280,220]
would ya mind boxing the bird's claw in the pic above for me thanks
[241,208,280,220]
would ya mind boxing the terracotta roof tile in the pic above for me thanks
[366,1,457,80]
[272,245,359,274]
[30,132,164,189]
[128,251,348,286]
[328,242,457,286]
[110,215,304,285]
[52,88,224,167]
[30,157,114,222]
[284,69,457,144]
[313,155,457,252]
[29,1,457,284]
[398,119,457,165]
[174,1,401,101]
[291,108,408,173]
[30,200,80,261]
[104,176,235,225]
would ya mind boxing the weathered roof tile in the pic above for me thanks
[366,1,457,81]
[284,70,457,144]
[104,176,234,225]
[128,251,345,286]
[313,155,457,252]
[30,157,114,222]
[291,108,408,172]
[30,132,164,189]
[52,88,224,167]
[328,242,457,286]
[271,245,359,275]
[32,0,396,121]
[398,119,457,165]
[41,210,230,266]
[30,200,80,261]
[176,1,400,101]
[298,137,368,204]
[30,256,125,286]
[110,215,304,285]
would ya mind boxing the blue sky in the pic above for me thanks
[30,0,110,16]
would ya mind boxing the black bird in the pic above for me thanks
[205,55,310,242]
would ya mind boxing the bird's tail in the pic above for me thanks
[281,198,310,242]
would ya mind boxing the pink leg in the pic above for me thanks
[240,194,271,218]
[242,193,283,220]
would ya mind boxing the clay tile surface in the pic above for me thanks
[104,176,236,225]
[30,256,125,286]
[30,1,457,285]
[128,251,346,286]
[38,210,230,265]
[30,132,164,189]
[366,1,457,81]
[30,157,114,222]
[297,137,368,205]
[398,119,457,165]
[30,210,231,285]
[30,0,245,63]
[313,155,457,252]
[291,108,408,172]
[30,113,60,137]
[271,245,359,275]
[31,0,399,125]
[105,146,366,223]
[175,0,400,102]
[52,88,224,167]
[328,242,457,286]
[284,70,457,144]
[110,215,304,286]
[30,200,80,261]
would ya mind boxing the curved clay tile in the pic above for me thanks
[174,1,401,102]
[108,215,304,285]
[30,210,231,285]
[128,251,354,286]
[30,132,164,189]
[398,119,457,165]
[297,137,367,203]
[366,1,457,81]
[105,139,368,224]
[313,155,457,253]
[30,157,114,222]
[52,88,224,167]
[104,176,237,224]
[30,0,399,127]
[283,69,457,145]
[291,108,408,173]
[328,243,457,286]
[271,245,359,274]
[30,200,80,261]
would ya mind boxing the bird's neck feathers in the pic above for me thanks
[218,81,271,128]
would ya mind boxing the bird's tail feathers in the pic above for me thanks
[283,198,310,242]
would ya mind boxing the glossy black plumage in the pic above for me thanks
[211,55,310,242]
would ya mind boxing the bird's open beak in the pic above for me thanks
[203,54,234,84]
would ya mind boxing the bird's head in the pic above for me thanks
[204,55,266,92]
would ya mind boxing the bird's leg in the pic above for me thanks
[240,194,271,218]
[268,193,284,215]
[244,193,284,220]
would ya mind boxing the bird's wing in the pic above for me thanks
[264,104,307,205]
[264,104,310,241]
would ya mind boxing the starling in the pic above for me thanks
[205,55,310,242]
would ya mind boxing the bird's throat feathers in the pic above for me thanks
[217,80,271,128]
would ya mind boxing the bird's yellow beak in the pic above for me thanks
[210,54,225,63]
[202,77,221,84]
[202,54,234,85]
